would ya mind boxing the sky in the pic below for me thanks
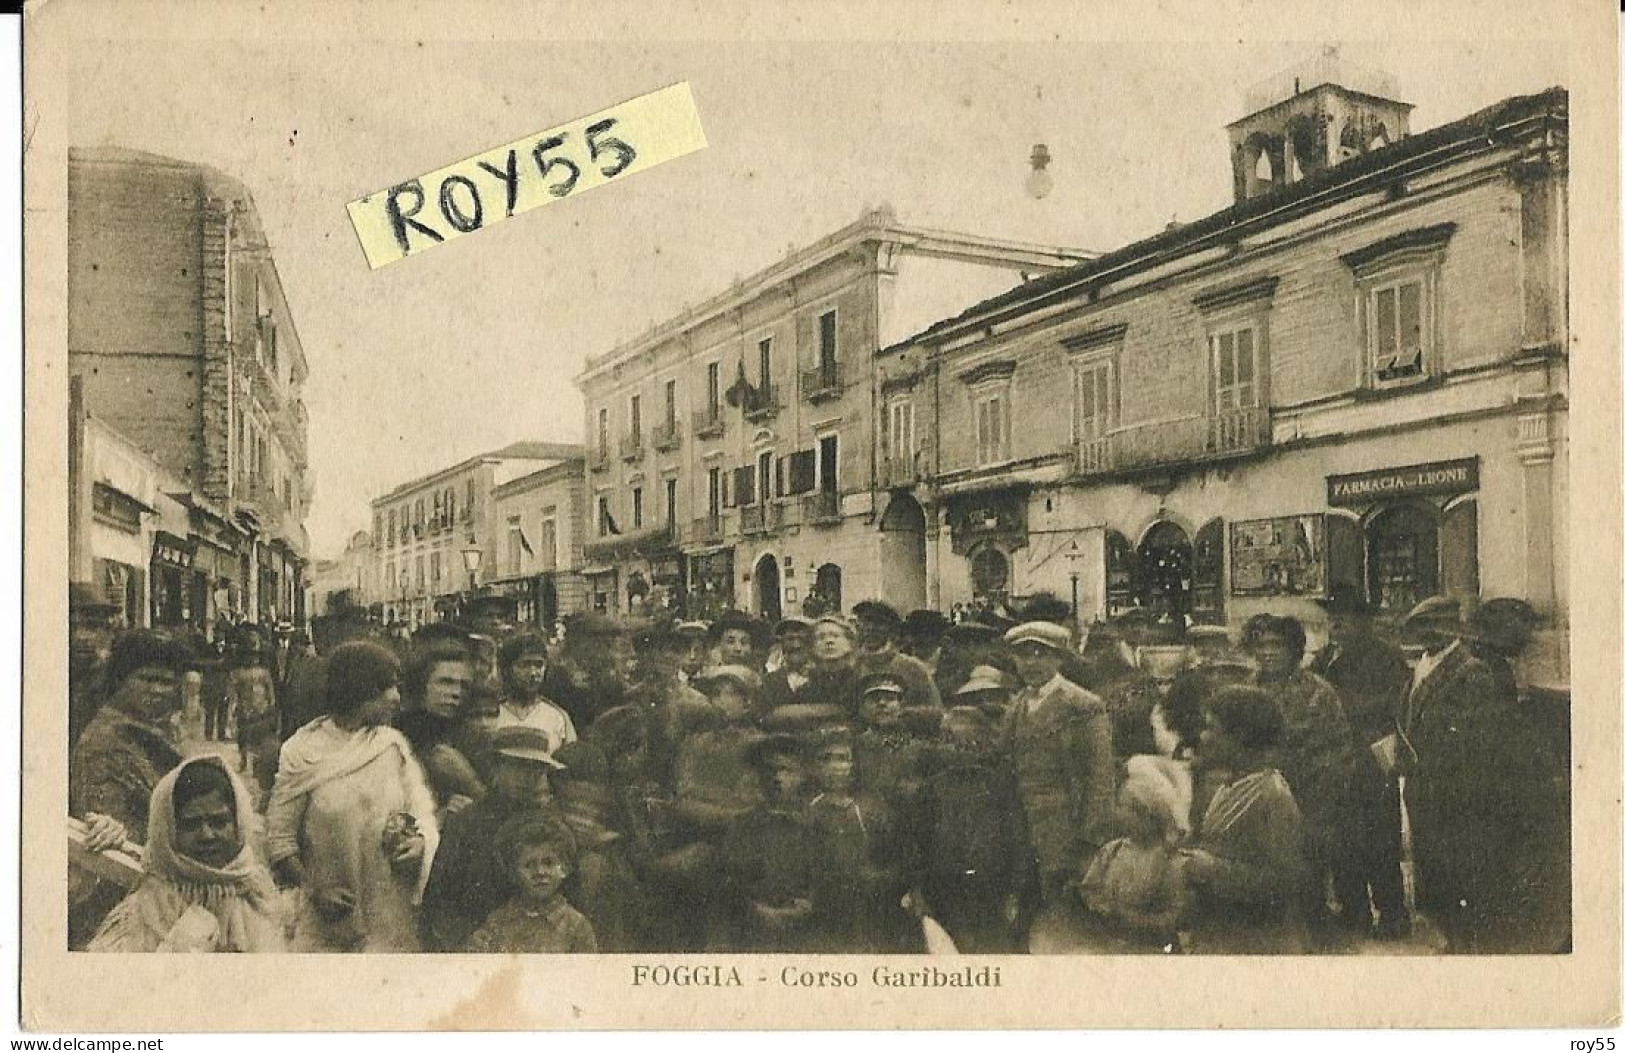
[62,24,1568,558]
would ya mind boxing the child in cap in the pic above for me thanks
[465,812,597,953]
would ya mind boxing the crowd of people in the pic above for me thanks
[65,581,1570,956]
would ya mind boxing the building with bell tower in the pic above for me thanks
[1227,47,1415,202]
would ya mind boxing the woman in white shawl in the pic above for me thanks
[265,640,439,952]
[89,757,285,952]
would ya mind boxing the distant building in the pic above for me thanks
[68,146,312,628]
[306,530,373,619]
[890,66,1568,686]
[488,455,589,629]
[366,441,583,627]
[574,206,1093,619]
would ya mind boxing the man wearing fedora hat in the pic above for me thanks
[1400,596,1543,952]
[419,725,564,951]
[1310,584,1414,939]
[1000,621,1116,935]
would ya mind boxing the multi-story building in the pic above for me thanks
[574,207,1092,619]
[889,60,1568,686]
[68,146,312,628]
[367,442,581,627]
[488,454,588,628]
[305,530,374,619]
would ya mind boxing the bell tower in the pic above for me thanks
[1226,47,1413,204]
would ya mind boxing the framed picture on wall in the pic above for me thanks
[1230,514,1328,596]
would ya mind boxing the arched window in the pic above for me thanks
[1366,501,1439,614]
[1368,122,1389,150]
[1137,521,1194,623]
[813,563,843,613]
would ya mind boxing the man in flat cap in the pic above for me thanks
[1000,621,1115,941]
[851,600,942,717]
[1310,584,1414,939]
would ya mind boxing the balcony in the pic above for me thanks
[740,501,787,536]
[802,490,841,525]
[588,448,611,473]
[692,408,725,440]
[743,383,781,423]
[691,513,725,545]
[1072,406,1271,477]
[619,432,644,463]
[801,362,845,404]
[878,456,921,489]
[652,418,682,452]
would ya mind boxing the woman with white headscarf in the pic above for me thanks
[89,757,285,952]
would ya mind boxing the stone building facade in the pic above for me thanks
[488,457,589,629]
[367,442,582,627]
[68,146,312,629]
[888,74,1568,688]
[574,207,1092,619]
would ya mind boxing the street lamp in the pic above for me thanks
[460,546,482,611]
[1065,538,1086,637]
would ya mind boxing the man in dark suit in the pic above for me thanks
[1400,596,1522,953]
[1310,585,1414,939]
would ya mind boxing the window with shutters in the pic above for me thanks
[1210,323,1261,411]
[757,452,773,505]
[1073,357,1115,440]
[818,310,838,380]
[974,389,1011,466]
[597,407,610,458]
[507,516,523,576]
[1341,223,1453,391]
[597,495,612,537]
[664,379,677,430]
[758,338,773,392]
[666,477,678,526]
[887,397,914,477]
[707,467,722,517]
[387,509,397,548]
[632,487,644,529]
[706,362,721,417]
[734,464,757,507]
[1367,276,1429,384]
[629,395,642,444]
[430,550,442,589]
[787,450,818,495]
[466,478,476,522]
[539,516,558,570]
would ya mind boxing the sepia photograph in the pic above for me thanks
[20,0,1621,1033]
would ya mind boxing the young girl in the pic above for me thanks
[465,813,598,953]
[1073,754,1192,953]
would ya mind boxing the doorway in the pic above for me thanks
[1136,520,1194,624]
[755,553,783,622]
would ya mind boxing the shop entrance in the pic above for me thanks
[811,563,843,614]
[754,554,782,622]
[1366,500,1439,615]
[1136,521,1194,624]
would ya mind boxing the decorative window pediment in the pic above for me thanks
[1192,276,1280,315]
[957,359,1017,387]
[1339,223,1457,279]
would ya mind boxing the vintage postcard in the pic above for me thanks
[20,0,1621,1032]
